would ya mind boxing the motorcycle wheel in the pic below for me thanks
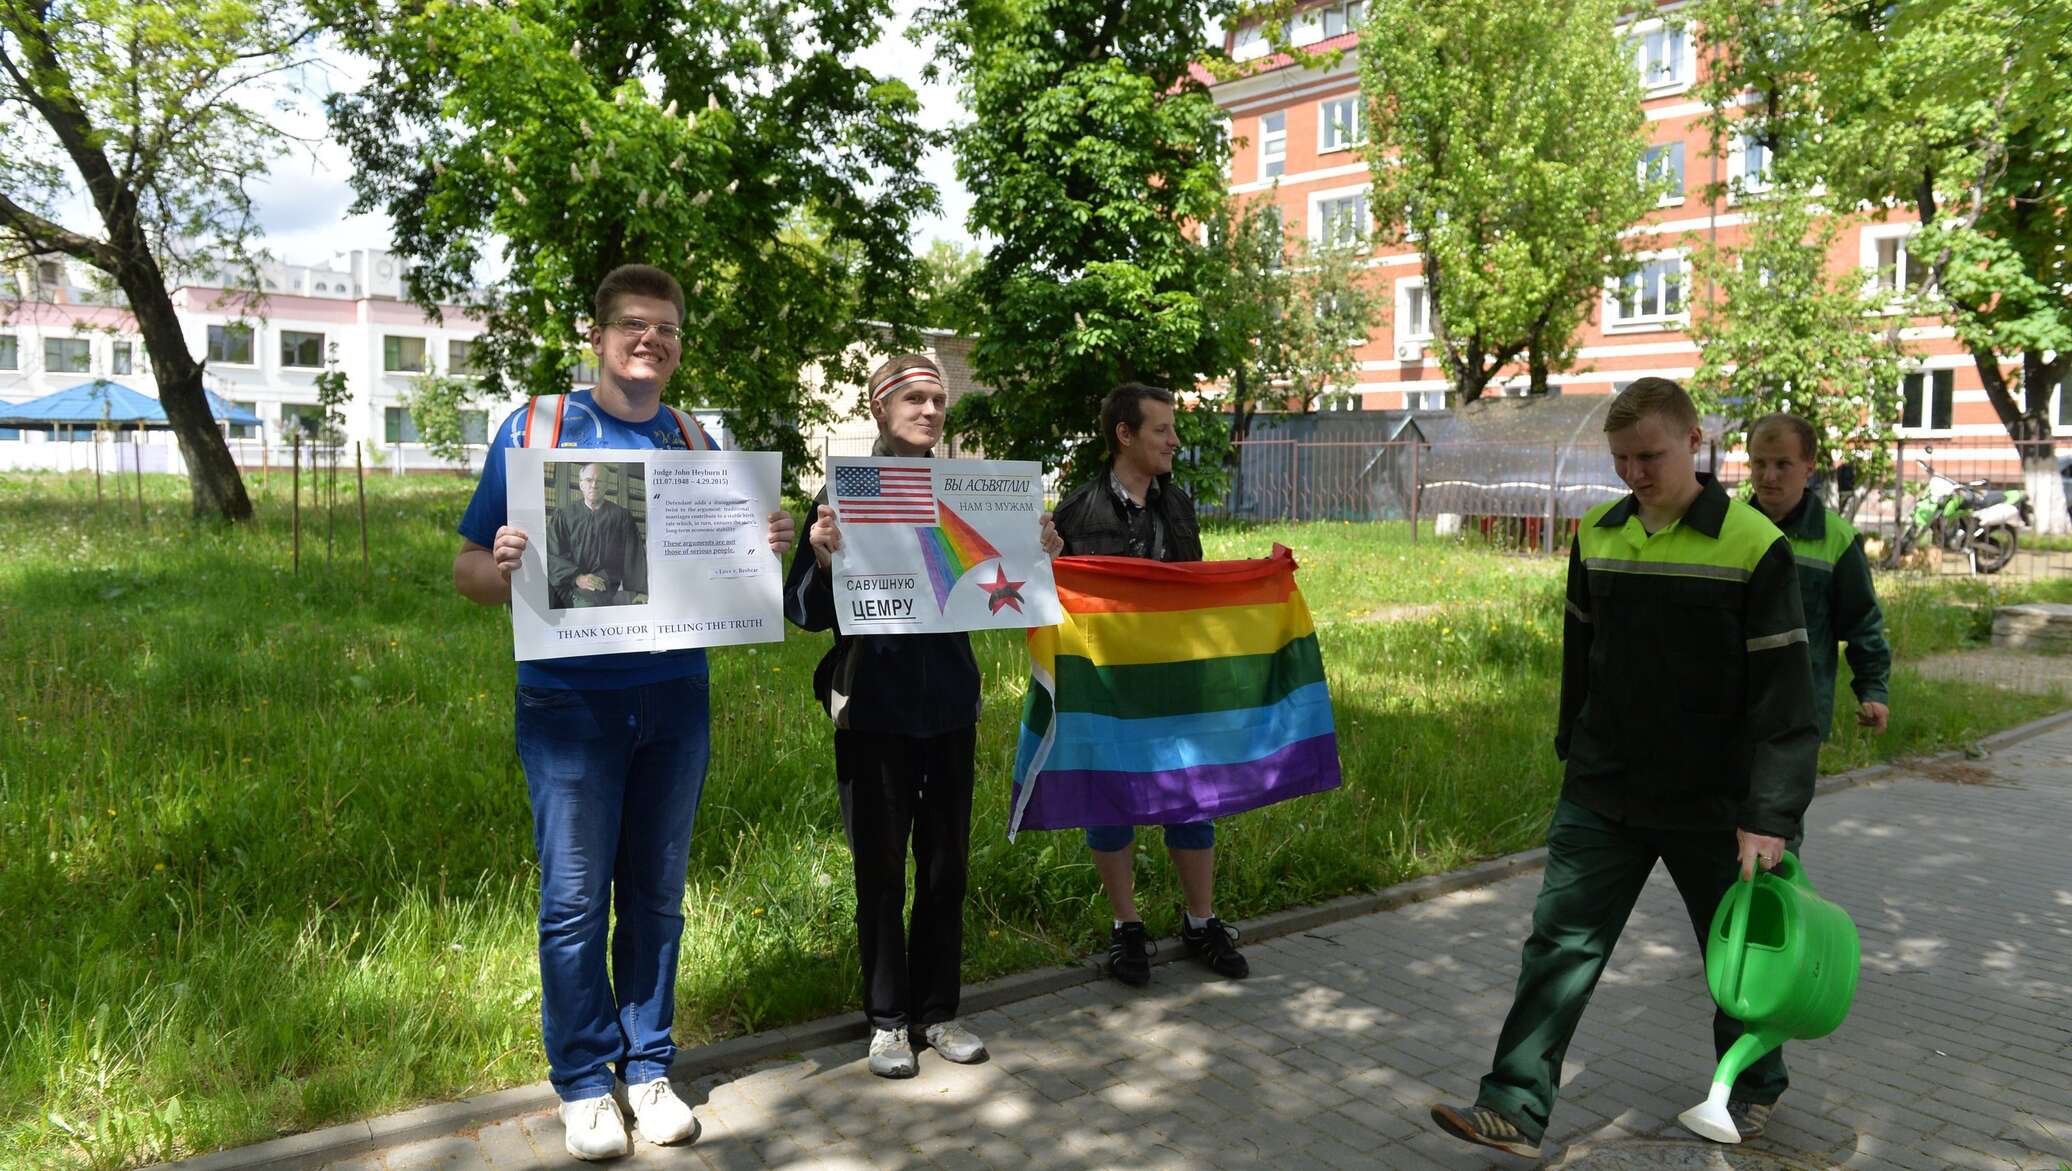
[1972,525,2018,574]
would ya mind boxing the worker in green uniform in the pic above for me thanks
[1430,378,1821,1160]
[1746,413,1891,741]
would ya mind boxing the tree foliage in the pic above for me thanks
[404,371,480,470]
[1696,0,2072,526]
[321,0,938,484]
[0,0,309,520]
[915,237,982,334]
[1688,188,1905,489]
[1359,0,1658,403]
[920,0,1234,497]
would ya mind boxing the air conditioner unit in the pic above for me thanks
[1394,341,1424,361]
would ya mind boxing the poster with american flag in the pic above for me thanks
[823,456,1060,635]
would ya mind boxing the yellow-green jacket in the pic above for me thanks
[1769,491,1891,740]
[1557,475,1821,841]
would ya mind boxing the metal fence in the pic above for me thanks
[1201,434,2072,578]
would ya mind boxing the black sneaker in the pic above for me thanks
[1429,1103,1542,1159]
[1727,1098,1773,1140]
[1108,921,1153,986]
[1179,915,1249,979]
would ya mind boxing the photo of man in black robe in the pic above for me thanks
[546,462,648,609]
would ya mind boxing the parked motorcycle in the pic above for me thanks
[1890,456,2031,574]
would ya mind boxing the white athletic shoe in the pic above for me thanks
[626,1077,699,1145]
[868,1026,918,1078]
[558,1093,630,1161]
[921,1020,988,1064]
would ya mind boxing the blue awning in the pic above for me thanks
[0,380,261,428]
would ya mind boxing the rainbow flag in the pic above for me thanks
[1009,545,1341,836]
[915,501,1002,611]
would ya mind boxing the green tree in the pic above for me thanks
[915,237,982,334]
[920,0,1234,497]
[404,371,480,471]
[1696,0,2072,530]
[1688,187,1905,508]
[1359,0,1659,403]
[0,0,308,520]
[321,0,938,484]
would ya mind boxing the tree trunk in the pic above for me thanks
[1973,343,2067,536]
[132,287,254,521]
[1528,340,1550,395]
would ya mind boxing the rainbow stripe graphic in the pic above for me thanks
[1008,545,1341,837]
[914,501,1003,611]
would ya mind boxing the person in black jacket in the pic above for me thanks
[1050,383,1247,989]
[784,353,1063,1079]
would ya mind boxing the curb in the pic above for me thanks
[149,705,2072,1171]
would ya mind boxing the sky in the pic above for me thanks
[246,0,981,270]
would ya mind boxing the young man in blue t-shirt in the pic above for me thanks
[455,264,794,1161]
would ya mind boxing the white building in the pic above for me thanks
[0,251,519,474]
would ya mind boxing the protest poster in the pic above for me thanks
[827,456,1061,635]
[505,448,783,660]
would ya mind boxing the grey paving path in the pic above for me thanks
[332,731,2072,1171]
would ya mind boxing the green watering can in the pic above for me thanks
[1679,852,1861,1144]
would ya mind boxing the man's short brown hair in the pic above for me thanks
[1604,377,1700,434]
[1748,412,1817,463]
[594,264,686,325]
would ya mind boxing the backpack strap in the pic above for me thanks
[521,394,568,449]
[665,405,713,451]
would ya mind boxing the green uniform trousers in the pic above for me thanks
[1475,799,1789,1142]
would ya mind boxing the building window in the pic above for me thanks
[1320,390,1364,412]
[448,338,479,376]
[1610,257,1685,324]
[383,335,428,373]
[1870,232,1929,295]
[1316,192,1369,248]
[280,402,326,438]
[1259,112,1286,180]
[1901,370,1953,432]
[1232,22,1268,61]
[1323,1,1365,37]
[1730,129,1773,196]
[462,410,489,444]
[1406,389,1445,410]
[226,401,259,440]
[0,335,16,370]
[1627,25,1687,90]
[1396,280,1432,343]
[1641,142,1685,202]
[208,324,255,365]
[36,260,62,287]
[2058,372,2072,429]
[384,406,420,443]
[45,337,91,373]
[1319,95,1363,153]
[572,351,600,385]
[111,342,133,375]
[281,330,326,369]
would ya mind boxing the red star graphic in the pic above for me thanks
[980,565,1027,614]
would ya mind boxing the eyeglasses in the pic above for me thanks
[605,317,683,341]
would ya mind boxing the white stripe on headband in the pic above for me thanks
[871,366,944,402]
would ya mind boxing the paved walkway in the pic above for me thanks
[331,730,2072,1171]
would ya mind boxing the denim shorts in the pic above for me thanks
[1085,821,1215,852]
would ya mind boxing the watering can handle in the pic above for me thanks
[1721,868,1754,1007]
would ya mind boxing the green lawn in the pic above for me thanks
[1,471,2063,1169]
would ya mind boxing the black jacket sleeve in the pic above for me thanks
[1833,536,1892,705]
[1555,539,1591,762]
[783,488,836,632]
[1739,536,1821,840]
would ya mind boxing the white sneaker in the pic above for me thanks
[626,1077,699,1145]
[557,1093,629,1161]
[921,1020,988,1064]
[867,1026,917,1078]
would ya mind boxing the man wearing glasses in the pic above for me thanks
[454,264,795,1160]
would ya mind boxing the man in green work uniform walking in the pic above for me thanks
[1746,413,1892,741]
[1430,378,1821,1159]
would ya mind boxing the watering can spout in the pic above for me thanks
[1680,852,1860,1144]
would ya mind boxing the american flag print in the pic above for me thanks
[832,464,937,524]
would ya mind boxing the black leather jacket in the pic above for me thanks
[1052,467,1203,563]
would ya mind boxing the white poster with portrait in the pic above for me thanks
[505,449,784,660]
[828,456,1061,635]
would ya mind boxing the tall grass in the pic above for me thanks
[0,471,2060,1168]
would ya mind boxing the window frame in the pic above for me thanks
[1640,141,1686,205]
[207,323,257,367]
[44,336,92,374]
[0,333,17,371]
[280,330,327,370]
[448,338,480,377]
[383,334,429,373]
[1861,225,1930,303]
[1623,21,1692,94]
[1317,95,1364,154]
[1605,253,1688,330]
[1258,111,1287,181]
[1726,128,1774,200]
[1394,277,1433,345]
[1308,184,1371,250]
[279,402,327,439]
[111,341,134,376]
[1898,368,1955,434]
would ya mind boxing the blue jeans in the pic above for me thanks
[1085,821,1215,852]
[514,676,712,1101]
